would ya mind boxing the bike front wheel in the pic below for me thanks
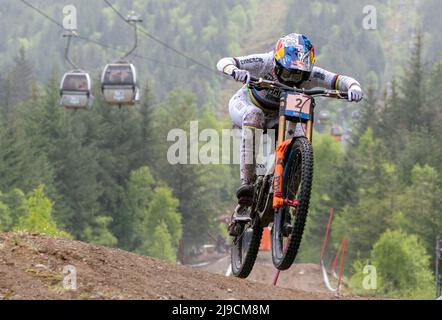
[272,137,314,270]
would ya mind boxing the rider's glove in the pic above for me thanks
[232,69,251,85]
[348,85,363,102]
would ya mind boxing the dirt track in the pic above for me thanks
[201,252,332,294]
[0,232,358,300]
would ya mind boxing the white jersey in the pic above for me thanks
[217,51,360,111]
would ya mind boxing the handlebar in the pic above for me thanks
[248,76,348,99]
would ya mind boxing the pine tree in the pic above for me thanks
[118,166,155,250]
[0,193,12,232]
[354,85,379,141]
[332,129,401,264]
[299,133,344,262]
[93,96,143,236]
[23,72,102,238]
[398,32,426,131]
[0,82,54,194]
[1,188,26,228]
[153,89,217,246]
[6,47,34,108]
[398,165,442,257]
[133,83,158,168]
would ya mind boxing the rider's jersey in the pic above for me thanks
[217,51,361,111]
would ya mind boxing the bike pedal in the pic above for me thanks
[233,206,252,222]
[234,214,252,223]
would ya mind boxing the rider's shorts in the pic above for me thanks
[229,86,305,138]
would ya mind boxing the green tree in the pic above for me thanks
[135,185,182,256]
[119,166,155,250]
[0,189,26,230]
[370,229,433,299]
[153,89,215,246]
[333,129,401,263]
[133,83,158,168]
[398,33,427,131]
[0,82,54,194]
[398,165,442,256]
[149,222,176,262]
[0,194,12,232]
[25,73,102,238]
[83,216,118,247]
[5,47,34,108]
[300,132,343,261]
[15,185,71,238]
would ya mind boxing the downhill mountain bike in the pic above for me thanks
[230,77,348,278]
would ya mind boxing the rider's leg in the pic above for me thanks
[229,87,265,207]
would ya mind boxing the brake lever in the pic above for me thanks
[324,90,348,99]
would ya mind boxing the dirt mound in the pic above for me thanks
[0,232,353,300]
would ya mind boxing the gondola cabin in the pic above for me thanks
[60,71,93,109]
[101,63,139,105]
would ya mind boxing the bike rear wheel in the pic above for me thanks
[230,210,263,278]
[272,137,313,270]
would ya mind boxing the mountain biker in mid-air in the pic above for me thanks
[217,33,363,222]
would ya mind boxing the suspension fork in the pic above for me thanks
[306,118,313,143]
[306,99,315,143]
[277,98,287,146]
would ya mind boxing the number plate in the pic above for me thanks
[284,93,312,120]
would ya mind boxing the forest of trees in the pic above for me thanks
[300,34,442,299]
[0,0,441,299]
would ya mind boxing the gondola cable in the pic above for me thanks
[18,0,216,75]
[102,0,224,78]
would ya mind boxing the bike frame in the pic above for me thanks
[250,77,346,226]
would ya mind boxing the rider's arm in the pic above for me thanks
[305,66,361,91]
[216,57,239,76]
[216,52,273,77]
[305,66,363,102]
